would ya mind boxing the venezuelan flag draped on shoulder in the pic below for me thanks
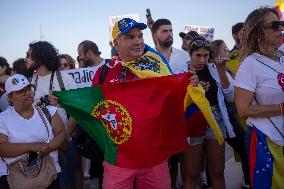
[55,45,224,169]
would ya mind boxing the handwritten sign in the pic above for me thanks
[184,25,214,42]
[64,66,102,88]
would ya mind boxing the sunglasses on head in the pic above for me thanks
[190,40,210,48]
[14,84,35,95]
[263,21,284,31]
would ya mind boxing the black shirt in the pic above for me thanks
[196,66,218,106]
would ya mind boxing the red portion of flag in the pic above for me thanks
[185,104,207,137]
[100,73,190,168]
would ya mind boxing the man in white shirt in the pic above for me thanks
[151,19,191,74]
[25,41,77,189]
[151,18,191,188]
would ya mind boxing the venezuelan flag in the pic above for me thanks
[247,127,284,189]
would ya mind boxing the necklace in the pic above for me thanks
[256,59,284,92]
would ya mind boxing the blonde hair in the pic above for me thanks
[239,7,279,62]
[58,54,75,69]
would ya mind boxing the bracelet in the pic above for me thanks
[280,103,284,116]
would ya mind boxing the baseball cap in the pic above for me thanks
[112,18,147,40]
[5,74,30,95]
[179,31,199,39]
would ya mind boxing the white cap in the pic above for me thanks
[5,74,30,95]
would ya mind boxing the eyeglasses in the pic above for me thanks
[190,40,210,48]
[263,21,284,31]
[14,84,35,95]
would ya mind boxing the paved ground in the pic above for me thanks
[84,144,244,189]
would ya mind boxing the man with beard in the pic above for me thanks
[25,41,77,189]
[77,40,108,69]
[77,40,107,188]
[152,19,191,74]
[226,22,244,78]
[151,18,191,189]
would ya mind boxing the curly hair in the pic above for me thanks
[58,54,76,69]
[0,57,11,75]
[29,41,59,71]
[239,7,279,62]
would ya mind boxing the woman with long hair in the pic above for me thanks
[58,54,76,71]
[235,7,284,189]
[182,36,234,189]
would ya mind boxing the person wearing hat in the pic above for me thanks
[179,31,199,52]
[89,17,199,189]
[0,74,66,189]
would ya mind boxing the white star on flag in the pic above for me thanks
[101,113,118,130]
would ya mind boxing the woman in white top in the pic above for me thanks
[0,74,66,189]
[182,36,234,189]
[235,7,284,189]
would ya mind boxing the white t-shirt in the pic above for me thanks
[235,53,284,145]
[168,47,190,74]
[31,71,77,127]
[0,105,60,176]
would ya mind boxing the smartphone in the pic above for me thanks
[27,152,39,167]
[146,8,152,22]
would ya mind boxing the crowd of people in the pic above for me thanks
[0,5,283,189]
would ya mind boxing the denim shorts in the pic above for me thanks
[187,105,227,145]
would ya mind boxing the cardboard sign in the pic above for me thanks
[184,25,214,41]
[108,14,139,40]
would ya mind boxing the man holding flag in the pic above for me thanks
[92,17,198,189]
[53,18,223,189]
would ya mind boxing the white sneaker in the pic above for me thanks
[241,179,250,189]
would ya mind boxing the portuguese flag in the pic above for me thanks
[55,73,189,168]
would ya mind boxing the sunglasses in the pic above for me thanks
[14,84,35,95]
[190,40,211,48]
[61,63,69,68]
[263,21,284,31]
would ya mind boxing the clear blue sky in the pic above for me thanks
[0,0,275,64]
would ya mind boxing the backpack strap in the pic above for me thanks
[99,64,109,85]
[55,70,65,91]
